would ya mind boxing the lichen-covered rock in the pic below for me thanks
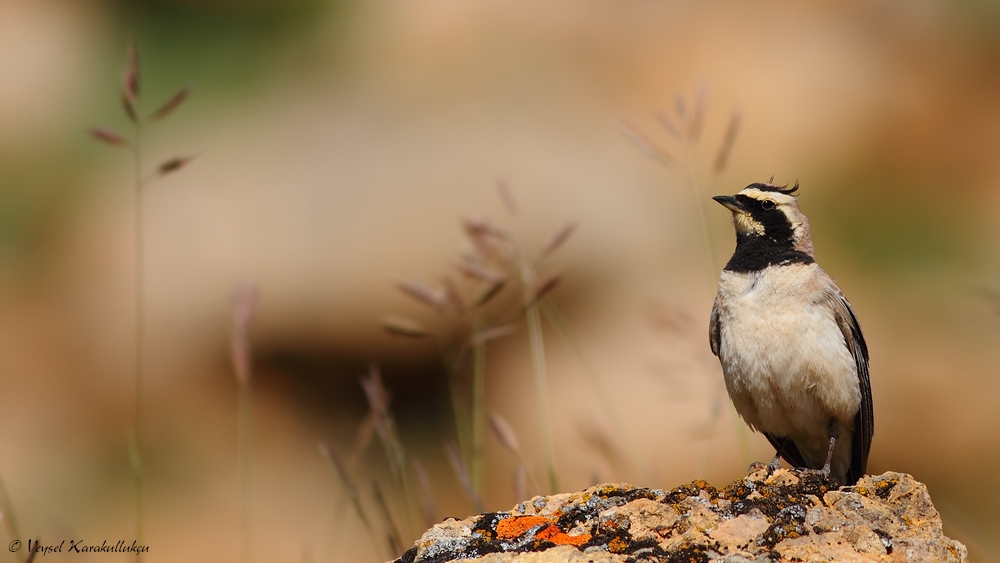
[393,469,967,563]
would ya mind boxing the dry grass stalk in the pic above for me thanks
[444,442,483,513]
[523,272,562,308]
[385,185,577,504]
[686,84,708,143]
[617,119,675,168]
[318,443,381,559]
[577,424,630,480]
[231,283,257,563]
[538,223,576,259]
[157,156,195,176]
[713,110,742,174]
[371,482,404,557]
[621,88,754,469]
[24,539,40,563]
[456,260,506,283]
[123,39,140,102]
[488,412,521,455]
[474,280,506,307]
[360,366,418,539]
[92,41,193,561]
[150,86,191,121]
[540,299,646,483]
[90,127,128,146]
[411,458,436,529]
[471,323,517,346]
[656,112,681,139]
[0,473,27,563]
[497,179,519,216]
[381,316,429,338]
[396,279,447,311]
[513,465,528,502]
[488,413,541,501]
[231,283,257,385]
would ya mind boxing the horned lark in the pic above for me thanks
[710,182,872,486]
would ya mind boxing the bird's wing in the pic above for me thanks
[827,290,873,485]
[764,432,807,469]
[709,294,722,357]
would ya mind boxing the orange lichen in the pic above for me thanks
[497,516,551,539]
[535,524,592,546]
[495,515,591,546]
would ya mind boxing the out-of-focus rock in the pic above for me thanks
[392,469,967,563]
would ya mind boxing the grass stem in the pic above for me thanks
[239,379,253,563]
[131,115,145,563]
[522,267,558,494]
[470,327,487,496]
[0,472,23,563]
[540,299,648,482]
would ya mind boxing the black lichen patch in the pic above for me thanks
[659,543,718,563]
[398,546,418,563]
[661,480,718,506]
[554,485,663,533]
[720,470,829,520]
[472,512,509,540]
[864,475,899,500]
[757,505,808,549]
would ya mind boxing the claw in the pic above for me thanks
[766,456,782,473]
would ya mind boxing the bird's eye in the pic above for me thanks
[761,200,775,210]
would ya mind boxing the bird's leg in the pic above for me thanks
[820,418,839,479]
[767,438,787,473]
[747,439,786,474]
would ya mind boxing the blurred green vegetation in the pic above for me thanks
[811,170,982,282]
[109,0,337,101]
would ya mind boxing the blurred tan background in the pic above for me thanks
[2,0,1000,561]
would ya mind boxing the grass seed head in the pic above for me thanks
[91,127,128,146]
[488,412,521,455]
[538,222,576,259]
[123,39,140,103]
[230,282,257,386]
[396,279,447,311]
[150,86,191,121]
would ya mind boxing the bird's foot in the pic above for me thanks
[746,456,783,476]
[767,456,783,473]
[796,466,832,482]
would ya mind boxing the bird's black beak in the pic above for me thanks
[712,195,746,214]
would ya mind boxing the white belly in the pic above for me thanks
[715,265,860,455]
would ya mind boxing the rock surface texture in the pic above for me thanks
[393,469,967,563]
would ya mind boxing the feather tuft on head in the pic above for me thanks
[746,180,799,196]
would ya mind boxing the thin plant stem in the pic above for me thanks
[125,430,142,559]
[439,343,471,492]
[679,134,753,469]
[0,472,23,563]
[540,299,649,483]
[131,116,145,563]
[680,143,719,285]
[318,445,382,562]
[522,266,557,494]
[239,380,253,563]
[470,324,487,497]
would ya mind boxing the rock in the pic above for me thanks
[392,469,967,563]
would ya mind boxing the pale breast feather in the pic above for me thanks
[711,265,862,434]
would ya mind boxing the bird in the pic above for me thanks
[709,181,872,486]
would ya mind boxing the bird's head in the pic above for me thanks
[713,182,813,255]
